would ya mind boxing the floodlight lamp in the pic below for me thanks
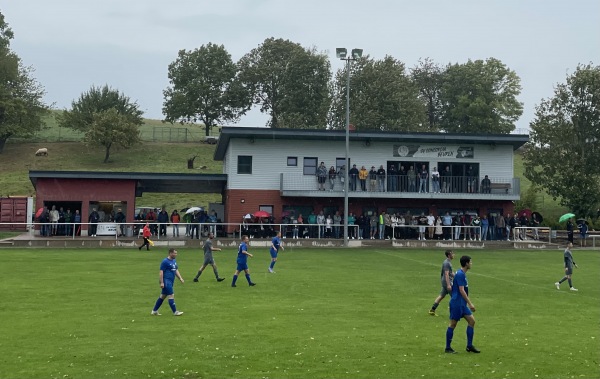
[351,49,363,59]
[336,48,347,59]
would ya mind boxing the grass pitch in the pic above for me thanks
[0,247,598,379]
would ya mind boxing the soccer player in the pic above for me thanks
[555,242,579,291]
[429,250,455,316]
[269,231,284,273]
[232,235,256,287]
[193,232,225,282]
[151,248,184,316]
[445,255,480,354]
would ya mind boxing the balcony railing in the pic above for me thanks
[280,174,520,198]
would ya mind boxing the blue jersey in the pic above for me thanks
[237,242,248,265]
[270,236,281,254]
[450,269,468,308]
[160,258,178,282]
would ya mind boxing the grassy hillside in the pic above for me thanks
[1,116,567,222]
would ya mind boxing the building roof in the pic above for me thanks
[214,127,529,161]
[29,171,227,195]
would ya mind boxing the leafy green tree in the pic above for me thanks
[524,63,600,217]
[163,43,251,136]
[440,58,523,134]
[0,11,49,153]
[411,58,443,131]
[238,38,331,128]
[84,108,141,163]
[57,85,143,162]
[329,55,426,131]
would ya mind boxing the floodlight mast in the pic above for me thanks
[336,47,362,247]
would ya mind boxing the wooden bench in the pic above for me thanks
[488,183,512,194]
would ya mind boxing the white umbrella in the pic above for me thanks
[244,213,252,219]
[185,206,203,214]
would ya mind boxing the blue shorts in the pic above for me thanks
[449,303,472,321]
[270,250,278,259]
[161,280,174,296]
[236,262,248,271]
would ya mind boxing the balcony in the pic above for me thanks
[280,174,520,200]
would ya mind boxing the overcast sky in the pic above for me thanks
[3,0,599,131]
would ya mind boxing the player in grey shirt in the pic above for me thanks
[193,232,225,282]
[555,242,579,291]
[429,250,455,316]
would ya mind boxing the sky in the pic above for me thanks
[2,0,599,132]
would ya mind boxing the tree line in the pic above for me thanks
[0,11,598,217]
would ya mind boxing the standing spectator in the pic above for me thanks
[88,207,100,237]
[466,165,476,193]
[139,223,151,250]
[390,213,399,240]
[190,211,200,239]
[509,214,519,241]
[462,213,472,241]
[369,212,378,239]
[291,215,299,239]
[317,211,325,238]
[151,248,184,316]
[453,214,462,241]
[419,164,429,193]
[398,165,407,192]
[566,218,574,243]
[434,216,443,240]
[114,208,126,237]
[578,221,588,247]
[73,209,81,236]
[338,165,346,190]
[441,166,451,193]
[347,213,356,239]
[495,213,505,241]
[384,212,392,239]
[418,212,428,241]
[407,165,417,192]
[64,208,73,237]
[170,210,180,237]
[504,213,512,241]
[297,214,305,238]
[481,175,491,193]
[445,255,479,354]
[368,166,378,192]
[429,250,455,316]
[58,207,66,235]
[158,209,169,237]
[333,211,342,239]
[555,242,578,291]
[388,164,398,192]
[146,209,157,236]
[442,212,453,240]
[308,212,317,238]
[208,210,218,236]
[427,212,435,240]
[360,214,370,240]
[231,235,256,287]
[38,207,49,237]
[50,205,59,236]
[349,164,359,191]
[359,165,368,191]
[480,215,489,241]
[519,212,529,240]
[431,167,440,193]
[530,213,540,240]
[193,232,225,282]
[398,214,406,240]
[325,214,333,238]
[379,212,386,240]
[316,162,327,191]
[487,213,496,240]
[328,166,337,191]
[471,215,481,241]
[377,165,386,192]
[183,211,192,237]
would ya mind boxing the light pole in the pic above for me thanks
[336,48,363,247]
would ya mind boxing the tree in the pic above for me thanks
[411,58,444,131]
[329,55,426,132]
[440,58,523,134]
[162,43,251,136]
[57,85,143,162]
[238,38,331,128]
[524,63,600,217]
[0,11,48,153]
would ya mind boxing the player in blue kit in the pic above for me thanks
[151,248,184,316]
[445,255,479,354]
[268,231,284,273]
[232,235,256,287]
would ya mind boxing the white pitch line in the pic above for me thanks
[373,250,600,301]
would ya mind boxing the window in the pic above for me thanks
[336,157,347,171]
[259,205,273,216]
[303,157,318,175]
[237,156,252,174]
[287,157,298,167]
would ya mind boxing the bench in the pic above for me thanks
[488,183,512,194]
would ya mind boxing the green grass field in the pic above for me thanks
[1,247,598,379]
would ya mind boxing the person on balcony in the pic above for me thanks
[316,162,327,191]
[398,165,407,192]
[431,167,440,193]
[349,164,359,191]
[359,166,368,191]
[368,166,378,192]
[388,164,398,192]
[408,165,417,192]
[328,166,337,191]
[337,165,346,191]
[481,175,492,193]
[419,164,429,193]
[377,165,386,192]
[441,166,452,193]
[466,165,476,193]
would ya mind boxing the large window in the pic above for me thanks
[287,156,298,167]
[237,156,252,174]
[303,157,318,175]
